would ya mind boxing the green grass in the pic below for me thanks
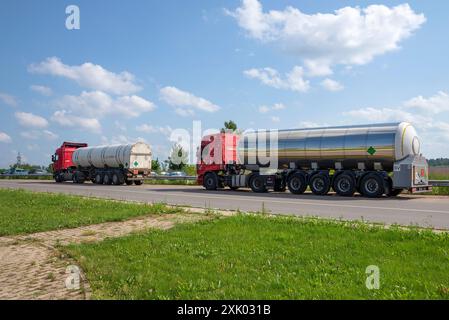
[429,171,449,195]
[65,215,449,300]
[0,189,184,236]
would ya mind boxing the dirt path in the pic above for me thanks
[0,213,207,300]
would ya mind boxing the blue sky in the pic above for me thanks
[1,0,449,167]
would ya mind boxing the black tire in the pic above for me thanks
[94,173,103,184]
[287,172,307,195]
[134,180,143,186]
[360,173,385,198]
[203,173,218,190]
[72,174,78,184]
[55,174,63,183]
[103,173,112,185]
[309,173,331,196]
[333,173,356,197]
[125,179,133,186]
[112,173,124,185]
[249,174,267,193]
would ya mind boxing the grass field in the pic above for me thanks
[0,189,184,236]
[429,167,449,195]
[65,215,449,300]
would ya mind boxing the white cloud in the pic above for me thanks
[15,112,48,128]
[229,1,425,72]
[174,108,195,117]
[343,107,431,124]
[136,124,173,136]
[21,130,58,141]
[51,110,101,133]
[304,60,333,77]
[28,57,141,95]
[258,103,285,114]
[160,86,220,114]
[299,121,329,128]
[342,92,449,157]
[272,103,286,110]
[258,105,270,114]
[404,91,449,114]
[321,78,344,92]
[55,91,155,118]
[244,66,309,92]
[271,116,280,123]
[0,132,12,143]
[0,92,18,107]
[30,85,53,96]
[101,135,147,145]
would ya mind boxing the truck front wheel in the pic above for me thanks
[249,174,267,193]
[203,173,218,190]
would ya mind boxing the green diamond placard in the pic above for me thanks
[133,161,139,167]
[367,146,377,156]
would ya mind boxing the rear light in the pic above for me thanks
[133,170,138,175]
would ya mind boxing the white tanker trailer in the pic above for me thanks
[198,122,432,197]
[52,142,152,185]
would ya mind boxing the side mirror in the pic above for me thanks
[51,155,56,162]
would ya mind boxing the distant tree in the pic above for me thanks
[183,164,197,176]
[428,158,449,167]
[46,163,54,174]
[221,120,238,133]
[168,143,188,171]
[151,159,161,172]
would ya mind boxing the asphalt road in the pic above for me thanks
[2,180,449,230]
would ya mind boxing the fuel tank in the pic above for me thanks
[238,122,421,171]
[72,142,152,171]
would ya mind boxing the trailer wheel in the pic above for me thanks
[333,173,356,197]
[94,173,103,184]
[309,173,331,196]
[103,173,113,185]
[112,173,124,185]
[287,172,307,195]
[134,180,143,186]
[125,179,133,186]
[249,174,267,193]
[360,173,385,198]
[203,173,218,190]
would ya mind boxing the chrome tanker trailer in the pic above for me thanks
[52,142,152,185]
[197,122,432,197]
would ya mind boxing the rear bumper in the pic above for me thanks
[409,186,432,194]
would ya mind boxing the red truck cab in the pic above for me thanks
[52,142,88,172]
[196,133,239,186]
